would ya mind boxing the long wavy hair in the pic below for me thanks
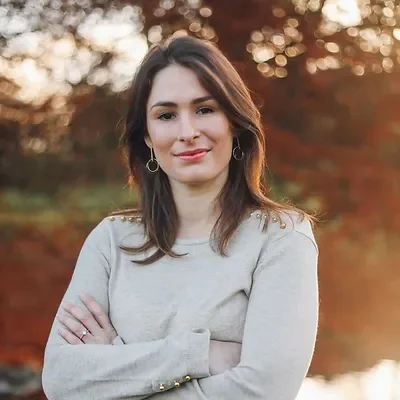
[113,35,316,265]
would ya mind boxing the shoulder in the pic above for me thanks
[89,212,145,248]
[245,209,319,279]
[245,208,318,252]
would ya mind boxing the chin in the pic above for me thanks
[178,174,215,185]
[176,169,228,186]
[167,164,229,187]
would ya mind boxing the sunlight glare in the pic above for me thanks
[362,360,398,400]
[322,0,362,27]
[296,360,400,400]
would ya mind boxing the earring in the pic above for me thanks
[232,137,244,160]
[146,147,159,173]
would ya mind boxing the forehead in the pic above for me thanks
[148,64,209,105]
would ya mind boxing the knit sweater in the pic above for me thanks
[42,210,319,400]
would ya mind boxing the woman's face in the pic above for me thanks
[145,64,233,188]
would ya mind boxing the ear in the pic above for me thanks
[144,135,152,149]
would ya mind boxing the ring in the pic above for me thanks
[79,329,89,340]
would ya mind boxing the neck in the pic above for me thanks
[170,174,227,239]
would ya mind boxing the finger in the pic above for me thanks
[57,312,93,343]
[62,301,101,335]
[79,293,111,330]
[58,326,82,345]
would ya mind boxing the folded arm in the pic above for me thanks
[148,227,319,400]
[42,220,211,400]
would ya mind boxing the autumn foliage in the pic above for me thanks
[1,0,400,398]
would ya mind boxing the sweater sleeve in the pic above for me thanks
[42,219,211,400]
[148,225,319,400]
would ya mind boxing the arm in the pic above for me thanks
[42,219,210,400]
[149,225,319,400]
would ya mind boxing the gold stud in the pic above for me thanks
[159,384,165,391]
[128,217,134,222]
[280,223,286,229]
[272,217,278,222]
[120,216,126,221]
[174,381,180,388]
[184,375,191,381]
[136,217,142,223]
[256,213,261,218]
[109,216,115,221]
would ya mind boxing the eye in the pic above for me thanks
[157,112,176,121]
[197,106,214,115]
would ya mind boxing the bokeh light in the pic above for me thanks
[0,1,147,105]
[149,0,215,43]
[248,0,400,78]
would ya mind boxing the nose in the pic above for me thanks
[177,114,200,142]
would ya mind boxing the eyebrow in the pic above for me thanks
[149,95,214,111]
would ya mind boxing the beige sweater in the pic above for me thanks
[42,210,319,400]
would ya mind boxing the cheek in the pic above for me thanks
[220,139,234,165]
[147,124,174,158]
[153,139,172,155]
[215,122,233,155]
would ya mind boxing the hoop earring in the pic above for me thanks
[146,147,159,173]
[232,137,244,160]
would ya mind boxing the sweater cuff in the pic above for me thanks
[112,335,125,345]
[186,328,211,379]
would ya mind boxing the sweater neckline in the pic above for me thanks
[173,210,260,245]
[174,236,211,245]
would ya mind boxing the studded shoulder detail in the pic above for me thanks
[108,215,143,223]
[249,210,287,230]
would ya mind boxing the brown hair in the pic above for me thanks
[114,35,316,264]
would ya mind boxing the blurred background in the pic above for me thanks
[1,0,400,398]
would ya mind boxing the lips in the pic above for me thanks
[176,149,209,157]
[175,148,209,162]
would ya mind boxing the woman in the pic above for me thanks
[42,36,319,400]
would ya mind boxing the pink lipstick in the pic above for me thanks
[176,149,209,161]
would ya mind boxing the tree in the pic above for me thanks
[1,0,400,377]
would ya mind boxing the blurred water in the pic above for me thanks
[297,360,400,400]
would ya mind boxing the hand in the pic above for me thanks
[57,293,117,345]
[209,340,242,375]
